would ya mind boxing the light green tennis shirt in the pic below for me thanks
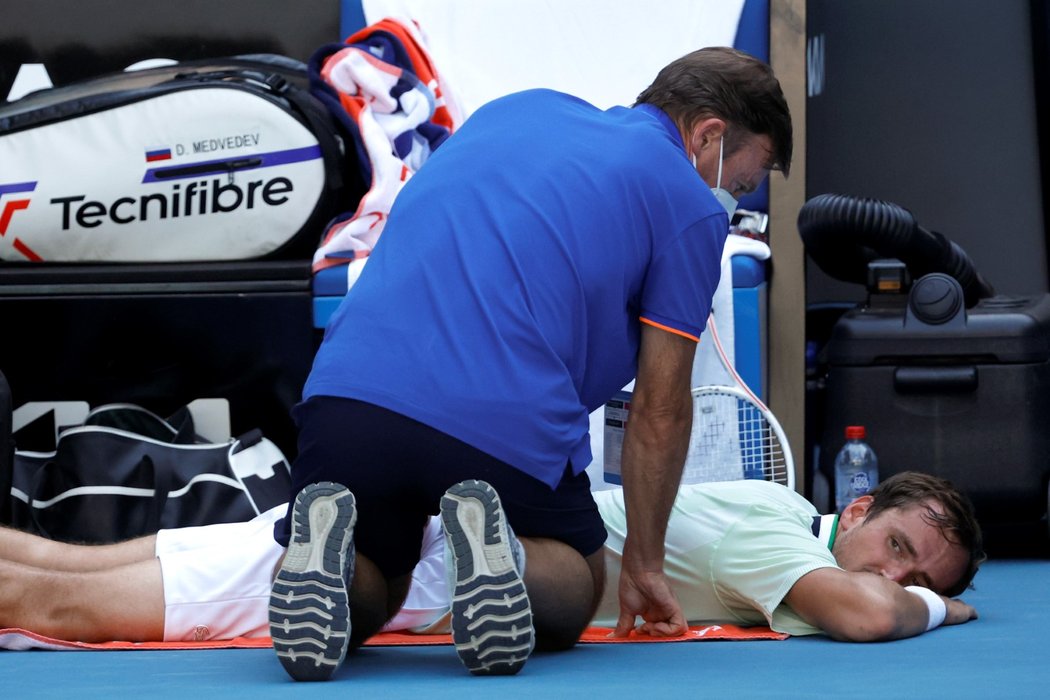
[592,479,840,635]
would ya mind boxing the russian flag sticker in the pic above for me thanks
[145,147,172,162]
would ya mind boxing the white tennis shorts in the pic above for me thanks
[155,504,287,642]
[154,504,451,642]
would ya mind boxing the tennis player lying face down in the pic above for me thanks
[0,472,981,645]
[385,470,983,642]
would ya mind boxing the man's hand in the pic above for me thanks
[612,565,687,637]
[944,596,978,626]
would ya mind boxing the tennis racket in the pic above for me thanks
[680,310,794,489]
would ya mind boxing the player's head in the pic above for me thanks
[635,46,792,177]
[833,471,985,597]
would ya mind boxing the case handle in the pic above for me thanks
[893,366,977,393]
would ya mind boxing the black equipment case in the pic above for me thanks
[817,277,1050,554]
[0,261,317,459]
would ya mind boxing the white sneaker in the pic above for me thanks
[268,482,356,681]
[440,479,533,675]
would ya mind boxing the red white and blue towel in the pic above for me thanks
[309,18,462,284]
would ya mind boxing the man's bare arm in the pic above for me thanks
[785,567,978,642]
[613,323,695,637]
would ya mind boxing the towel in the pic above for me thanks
[690,234,771,390]
[309,18,461,278]
[0,624,785,651]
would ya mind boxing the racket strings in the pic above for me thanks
[685,392,789,486]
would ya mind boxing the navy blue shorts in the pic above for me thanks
[273,396,607,578]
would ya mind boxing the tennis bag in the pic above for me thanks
[0,54,353,263]
[6,403,292,543]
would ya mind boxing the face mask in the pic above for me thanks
[691,136,738,217]
[711,136,738,216]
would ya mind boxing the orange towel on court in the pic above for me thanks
[0,624,786,651]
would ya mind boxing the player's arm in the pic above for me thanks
[613,323,695,637]
[785,567,977,641]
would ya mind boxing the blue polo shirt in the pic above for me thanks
[305,89,728,488]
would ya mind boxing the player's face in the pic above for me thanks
[693,131,773,199]
[832,497,969,595]
[718,133,773,200]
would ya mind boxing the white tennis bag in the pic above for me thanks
[0,55,349,262]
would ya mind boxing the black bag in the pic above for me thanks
[6,403,292,543]
[0,370,12,525]
[0,54,359,263]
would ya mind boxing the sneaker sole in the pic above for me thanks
[269,482,356,681]
[441,479,533,675]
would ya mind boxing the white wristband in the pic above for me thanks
[906,585,947,632]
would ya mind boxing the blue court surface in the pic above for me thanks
[2,559,1046,699]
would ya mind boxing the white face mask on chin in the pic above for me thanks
[691,136,738,216]
[711,136,739,216]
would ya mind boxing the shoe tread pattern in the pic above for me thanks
[441,479,533,676]
[268,482,356,681]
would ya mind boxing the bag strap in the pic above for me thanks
[26,463,51,538]
[262,71,346,193]
[83,404,182,443]
[228,429,291,515]
[145,454,171,533]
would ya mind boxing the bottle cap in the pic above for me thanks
[845,425,866,439]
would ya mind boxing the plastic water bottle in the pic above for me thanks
[834,425,879,512]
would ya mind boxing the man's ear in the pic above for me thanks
[689,117,727,155]
[838,495,874,531]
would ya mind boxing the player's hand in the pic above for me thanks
[612,566,687,638]
[944,597,978,626]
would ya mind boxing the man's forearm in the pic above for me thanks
[612,396,692,637]
[786,568,977,642]
[618,402,690,566]
[609,324,697,636]
[828,577,933,641]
